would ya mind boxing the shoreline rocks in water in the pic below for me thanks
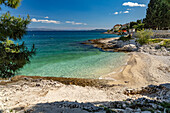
[81,37,170,56]
[81,37,138,52]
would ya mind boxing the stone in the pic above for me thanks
[155,44,161,49]
[141,111,152,113]
[36,83,41,87]
[112,109,125,113]
[149,103,157,109]
[136,108,141,112]
[122,44,137,51]
[125,108,133,113]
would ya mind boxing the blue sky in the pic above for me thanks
[0,0,150,30]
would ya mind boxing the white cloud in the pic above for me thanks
[114,12,119,15]
[31,18,60,24]
[123,2,146,7]
[44,16,49,19]
[127,8,131,10]
[65,21,87,25]
[119,11,122,14]
[124,11,129,13]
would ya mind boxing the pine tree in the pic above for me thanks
[0,0,36,78]
[145,0,170,29]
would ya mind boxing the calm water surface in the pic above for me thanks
[18,31,128,79]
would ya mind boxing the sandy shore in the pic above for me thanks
[103,52,170,88]
[0,37,170,113]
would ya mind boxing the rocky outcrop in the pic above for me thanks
[138,44,170,56]
[81,37,170,56]
[81,38,138,52]
[153,33,170,39]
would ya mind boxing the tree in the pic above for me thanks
[130,19,145,31]
[0,0,36,78]
[130,21,137,29]
[144,0,170,29]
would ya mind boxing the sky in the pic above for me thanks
[0,0,150,30]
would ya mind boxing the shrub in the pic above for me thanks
[148,39,164,43]
[114,30,118,32]
[136,30,154,45]
[160,40,170,48]
[118,35,132,42]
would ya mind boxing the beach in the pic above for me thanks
[0,37,170,113]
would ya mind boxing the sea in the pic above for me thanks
[17,31,128,79]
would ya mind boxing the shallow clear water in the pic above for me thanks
[17,31,128,79]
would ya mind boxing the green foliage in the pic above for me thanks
[144,0,170,29]
[133,23,145,31]
[148,39,163,43]
[107,29,110,32]
[159,102,170,108]
[148,39,170,48]
[160,40,170,48]
[0,0,36,78]
[136,30,154,45]
[118,35,132,42]
[137,20,142,24]
[114,30,118,32]
[130,21,137,29]
[0,13,30,41]
[0,0,21,9]
[130,19,145,31]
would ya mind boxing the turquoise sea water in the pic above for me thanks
[18,31,128,79]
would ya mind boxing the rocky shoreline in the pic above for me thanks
[0,37,170,113]
[81,37,170,56]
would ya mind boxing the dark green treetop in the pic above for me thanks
[145,0,170,29]
[0,0,36,78]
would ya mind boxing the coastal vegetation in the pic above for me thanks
[0,0,35,78]
[148,39,170,48]
[118,35,132,42]
[130,20,145,31]
[136,30,154,45]
[107,0,169,35]
[144,0,170,30]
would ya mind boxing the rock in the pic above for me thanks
[124,81,129,83]
[155,44,161,49]
[36,83,41,87]
[136,108,141,112]
[141,111,151,113]
[149,103,157,109]
[122,44,137,51]
[125,108,133,113]
[122,103,126,108]
[161,47,168,52]
[112,109,125,113]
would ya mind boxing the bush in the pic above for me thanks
[160,40,170,48]
[114,30,118,32]
[136,30,154,45]
[148,39,164,43]
[118,35,132,42]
